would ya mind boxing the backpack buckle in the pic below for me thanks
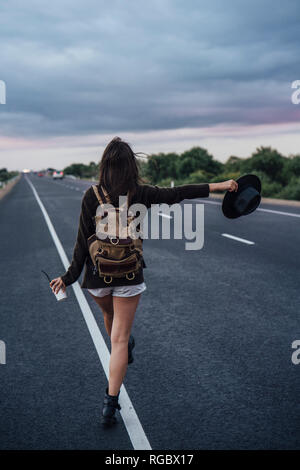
[126,273,135,281]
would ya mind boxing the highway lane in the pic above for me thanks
[0,174,299,449]
[0,176,132,449]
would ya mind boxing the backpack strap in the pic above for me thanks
[93,184,130,208]
[92,185,105,206]
[101,185,130,208]
[99,185,111,204]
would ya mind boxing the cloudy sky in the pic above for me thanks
[0,0,300,170]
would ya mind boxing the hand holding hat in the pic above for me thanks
[222,174,262,219]
[215,179,239,193]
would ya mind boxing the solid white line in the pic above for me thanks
[222,233,255,245]
[25,176,152,451]
[258,207,300,218]
[196,198,300,218]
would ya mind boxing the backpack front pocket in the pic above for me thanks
[95,252,141,278]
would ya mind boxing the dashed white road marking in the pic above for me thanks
[197,199,220,206]
[25,176,152,451]
[158,212,172,219]
[222,233,255,245]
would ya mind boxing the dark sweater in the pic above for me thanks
[61,182,210,289]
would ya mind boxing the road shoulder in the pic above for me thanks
[0,174,21,201]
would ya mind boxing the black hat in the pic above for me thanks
[222,174,261,219]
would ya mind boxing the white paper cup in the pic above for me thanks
[51,287,67,301]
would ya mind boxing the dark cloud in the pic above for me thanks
[0,0,300,138]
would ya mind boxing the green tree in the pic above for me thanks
[282,154,300,183]
[176,147,223,178]
[277,177,300,200]
[184,170,210,184]
[289,155,300,176]
[63,162,98,178]
[0,168,18,182]
[224,156,244,173]
[146,152,179,184]
[248,146,285,182]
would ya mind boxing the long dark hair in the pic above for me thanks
[98,136,145,205]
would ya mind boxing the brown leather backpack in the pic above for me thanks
[87,185,143,284]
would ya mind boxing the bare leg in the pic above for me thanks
[89,293,114,337]
[109,294,141,396]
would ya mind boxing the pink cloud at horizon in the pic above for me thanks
[1,121,300,171]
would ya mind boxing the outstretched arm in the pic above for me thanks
[140,179,238,208]
[140,183,209,208]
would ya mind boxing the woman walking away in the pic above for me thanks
[50,137,238,426]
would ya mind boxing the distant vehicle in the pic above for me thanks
[22,169,31,174]
[53,170,64,180]
[38,172,44,177]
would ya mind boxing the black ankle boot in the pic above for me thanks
[101,387,121,426]
[128,334,135,364]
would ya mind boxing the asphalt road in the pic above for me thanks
[0,174,299,450]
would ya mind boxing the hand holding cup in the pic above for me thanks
[50,277,67,301]
[50,276,66,293]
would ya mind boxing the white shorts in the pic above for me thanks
[87,282,147,298]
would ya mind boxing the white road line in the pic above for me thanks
[196,199,221,206]
[258,207,300,218]
[158,212,172,219]
[196,198,300,218]
[25,176,151,451]
[222,233,255,245]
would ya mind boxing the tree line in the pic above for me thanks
[64,146,300,201]
[0,168,19,183]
